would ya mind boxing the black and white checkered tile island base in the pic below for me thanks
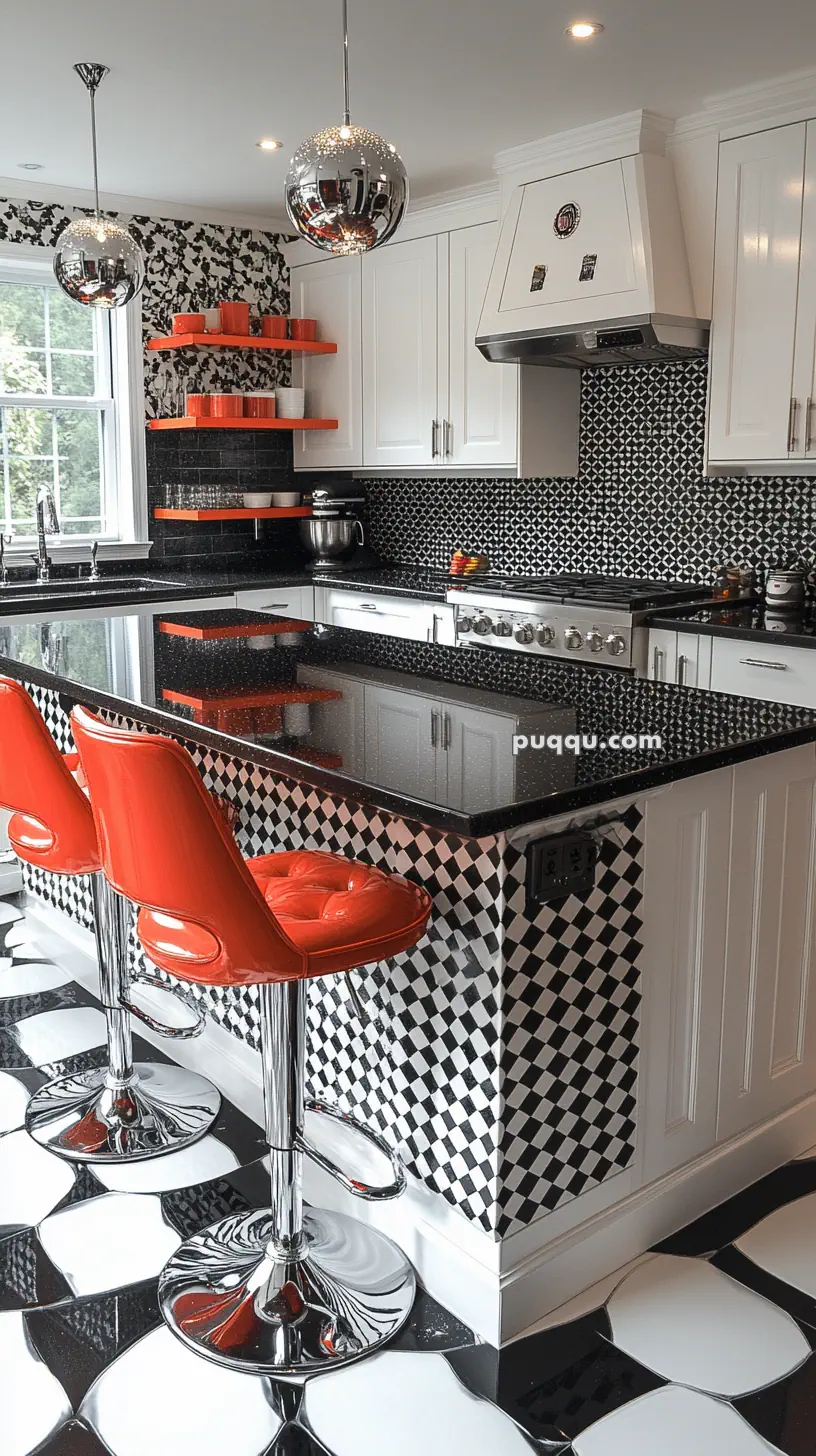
[5,889,816,1454]
[18,682,643,1240]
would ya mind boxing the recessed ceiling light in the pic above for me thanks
[18,161,44,170]
[566,20,603,38]
[256,138,281,151]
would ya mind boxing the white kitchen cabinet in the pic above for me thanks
[707,121,816,469]
[313,585,455,644]
[291,254,363,471]
[443,703,515,812]
[362,234,442,469]
[363,683,445,800]
[447,224,519,468]
[709,635,816,707]
[296,664,366,778]
[233,585,315,622]
[646,627,712,687]
[291,219,579,476]
[719,745,816,1140]
[640,768,732,1182]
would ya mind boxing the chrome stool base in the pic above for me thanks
[24,1062,221,1163]
[158,1206,415,1377]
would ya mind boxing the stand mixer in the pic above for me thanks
[299,485,381,573]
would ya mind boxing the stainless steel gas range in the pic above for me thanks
[446,574,706,672]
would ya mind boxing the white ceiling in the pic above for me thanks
[3,0,816,224]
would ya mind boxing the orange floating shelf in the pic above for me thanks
[148,333,337,355]
[148,417,337,432]
[159,618,311,641]
[162,685,343,711]
[154,507,311,521]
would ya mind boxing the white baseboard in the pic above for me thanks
[0,863,22,896]
[24,893,816,1347]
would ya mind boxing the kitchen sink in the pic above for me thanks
[0,576,180,600]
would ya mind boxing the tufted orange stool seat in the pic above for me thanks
[0,677,220,1162]
[70,704,433,1378]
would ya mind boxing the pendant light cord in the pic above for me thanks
[342,0,351,127]
[73,63,110,217]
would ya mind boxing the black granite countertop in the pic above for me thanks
[651,599,816,649]
[308,567,452,600]
[2,603,816,836]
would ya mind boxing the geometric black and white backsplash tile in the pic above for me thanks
[363,357,816,584]
[18,682,644,1241]
[4,894,816,1456]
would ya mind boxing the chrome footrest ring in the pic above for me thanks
[299,1098,406,1201]
[122,973,206,1040]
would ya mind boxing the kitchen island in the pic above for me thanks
[3,601,816,1342]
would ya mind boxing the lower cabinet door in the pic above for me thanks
[640,768,732,1182]
[718,745,816,1140]
[443,705,514,813]
[363,684,442,799]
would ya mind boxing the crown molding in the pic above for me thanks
[493,109,674,183]
[0,176,289,234]
[670,66,816,146]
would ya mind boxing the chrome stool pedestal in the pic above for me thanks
[159,977,415,1376]
[25,873,221,1162]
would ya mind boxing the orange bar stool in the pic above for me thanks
[71,704,434,1377]
[0,677,221,1161]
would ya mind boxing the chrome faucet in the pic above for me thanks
[89,540,100,581]
[0,534,11,586]
[31,486,60,584]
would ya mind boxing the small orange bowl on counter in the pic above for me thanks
[172,312,205,335]
[210,394,244,418]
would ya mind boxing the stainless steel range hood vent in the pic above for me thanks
[477,153,709,369]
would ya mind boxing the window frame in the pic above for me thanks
[0,237,148,563]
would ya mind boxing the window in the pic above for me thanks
[0,241,147,556]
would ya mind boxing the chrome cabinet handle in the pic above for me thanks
[431,710,440,748]
[677,654,689,686]
[739,658,789,670]
[653,646,664,680]
[443,420,453,458]
[359,602,378,612]
[431,419,440,458]
[789,396,800,452]
[261,603,291,610]
[807,397,814,452]
[443,712,452,750]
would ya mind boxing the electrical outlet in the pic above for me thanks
[526,831,598,907]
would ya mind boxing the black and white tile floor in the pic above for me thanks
[4,891,816,1454]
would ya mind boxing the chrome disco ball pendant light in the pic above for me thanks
[54,63,145,308]
[285,0,408,254]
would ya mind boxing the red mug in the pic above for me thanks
[261,315,289,339]
[218,301,251,336]
[210,394,244,418]
[244,395,276,418]
[173,312,205,335]
[289,318,318,342]
[186,394,210,417]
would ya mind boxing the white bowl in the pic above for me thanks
[275,387,306,419]
[242,492,273,508]
[272,492,301,508]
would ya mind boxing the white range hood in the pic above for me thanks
[476,151,709,367]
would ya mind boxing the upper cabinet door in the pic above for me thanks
[291,254,363,471]
[708,124,806,464]
[447,224,519,468]
[362,235,440,468]
[793,120,816,459]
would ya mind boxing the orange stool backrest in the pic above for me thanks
[0,677,99,875]
[71,705,307,984]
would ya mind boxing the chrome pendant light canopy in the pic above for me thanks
[54,63,145,308]
[285,0,408,255]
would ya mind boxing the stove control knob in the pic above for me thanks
[564,627,584,651]
[605,632,627,657]
[458,615,474,634]
[585,629,604,653]
[535,623,555,647]
[472,615,493,636]
[513,622,534,644]
[494,619,512,638]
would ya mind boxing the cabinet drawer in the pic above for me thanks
[710,636,816,707]
[316,588,452,643]
[234,586,314,621]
